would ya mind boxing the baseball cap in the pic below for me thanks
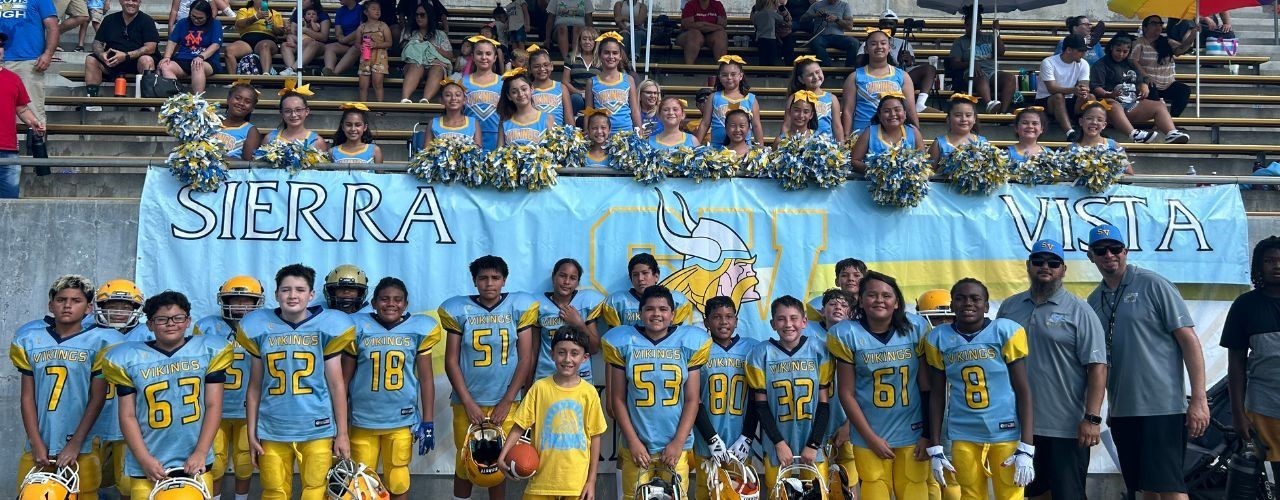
[1088,224,1125,246]
[1062,34,1088,51]
[1029,239,1064,260]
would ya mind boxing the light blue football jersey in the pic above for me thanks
[600,288,694,328]
[603,324,712,453]
[803,321,848,438]
[535,290,606,382]
[438,292,541,406]
[922,318,1029,444]
[827,318,928,448]
[696,335,758,458]
[236,306,356,442]
[745,336,833,466]
[193,315,253,419]
[348,313,443,429]
[91,323,152,442]
[10,318,117,454]
[102,335,234,477]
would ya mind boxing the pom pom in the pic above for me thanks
[159,93,222,142]
[770,134,851,190]
[737,147,773,178]
[606,130,653,174]
[1071,146,1130,193]
[675,146,738,183]
[942,141,1012,195]
[1015,148,1071,186]
[539,125,590,169]
[256,139,327,175]
[486,145,559,191]
[165,138,228,192]
[407,136,485,186]
[865,145,933,208]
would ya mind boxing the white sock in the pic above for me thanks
[916,93,929,112]
[453,497,470,500]
[221,7,235,16]
[235,495,249,500]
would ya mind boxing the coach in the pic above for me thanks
[1086,224,1208,497]
[997,239,1107,499]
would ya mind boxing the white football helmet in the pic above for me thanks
[704,457,760,500]
[635,463,683,500]
[772,461,827,500]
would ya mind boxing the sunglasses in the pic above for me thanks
[1090,245,1126,256]
[1029,259,1064,268]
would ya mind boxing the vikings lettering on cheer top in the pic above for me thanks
[532,81,567,125]
[464,74,503,150]
[852,66,906,133]
[430,116,479,143]
[591,74,634,134]
[217,122,255,159]
[812,90,837,138]
[502,112,552,146]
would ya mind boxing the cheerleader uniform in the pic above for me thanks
[464,73,503,150]
[532,81,567,125]
[852,66,906,133]
[1008,144,1049,164]
[866,124,918,157]
[332,143,376,163]
[591,73,634,133]
[708,91,759,145]
[501,112,551,146]
[812,90,837,138]
[263,129,323,149]
[217,122,254,159]
[585,150,609,167]
[934,134,989,175]
[648,132,698,150]
[431,116,479,142]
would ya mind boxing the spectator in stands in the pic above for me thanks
[751,0,794,67]
[0,0,57,123]
[54,0,90,44]
[637,78,660,132]
[499,0,531,49]
[677,0,728,65]
[549,0,592,61]
[323,0,363,75]
[83,0,158,99]
[356,0,392,102]
[1054,16,1105,65]
[398,2,453,103]
[562,26,599,116]
[225,0,283,75]
[612,0,647,49]
[168,0,234,30]
[1132,15,1194,117]
[0,33,47,199]
[158,0,222,94]
[1037,35,1112,142]
[948,7,1016,113]
[800,0,858,67]
[856,18,937,113]
[1090,34,1190,144]
[75,0,105,53]
[280,0,331,76]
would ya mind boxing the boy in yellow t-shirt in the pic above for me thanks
[499,325,606,500]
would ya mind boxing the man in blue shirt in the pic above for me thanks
[0,0,58,122]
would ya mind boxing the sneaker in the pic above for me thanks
[1164,129,1191,144]
[399,98,413,104]
[1065,129,1079,142]
[280,68,296,76]
[985,100,1002,113]
[85,105,102,112]
[916,93,929,112]
[322,68,335,76]
[1130,129,1157,143]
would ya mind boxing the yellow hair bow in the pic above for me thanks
[340,102,369,111]
[677,98,688,107]
[950,93,979,104]
[439,77,462,87]
[595,31,624,43]
[793,55,820,65]
[467,35,501,46]
[230,79,261,95]
[727,101,753,117]
[279,79,314,97]
[791,90,819,104]
[865,27,893,36]
[1082,99,1112,111]
[502,67,528,80]
[718,54,747,66]
[582,107,612,118]
[1014,105,1045,114]
[526,43,543,54]
[879,91,906,101]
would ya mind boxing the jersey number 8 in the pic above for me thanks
[961,366,989,409]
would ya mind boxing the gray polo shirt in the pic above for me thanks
[802,0,850,37]
[998,286,1107,438]
[1087,264,1195,418]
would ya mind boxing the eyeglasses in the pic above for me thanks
[282,107,308,116]
[151,314,190,325]
[1029,259,1064,268]
[1090,245,1126,256]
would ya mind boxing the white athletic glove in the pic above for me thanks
[708,434,732,464]
[927,445,956,487]
[1002,442,1036,487]
[729,435,753,462]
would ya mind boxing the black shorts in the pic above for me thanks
[1035,95,1081,120]
[91,52,141,77]
[174,58,218,75]
[239,31,277,49]
[1025,435,1090,498]
[1111,414,1189,493]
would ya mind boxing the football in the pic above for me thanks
[507,441,540,478]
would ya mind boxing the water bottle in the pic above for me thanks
[361,35,372,61]
[113,76,127,97]
[261,0,272,29]
[28,129,49,175]
[1186,165,1197,176]
[1018,69,1028,92]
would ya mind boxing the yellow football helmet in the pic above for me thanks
[19,462,79,500]
[705,457,759,500]
[825,462,855,500]
[218,275,265,320]
[323,264,369,312]
[95,279,144,329]
[772,462,826,500]
[149,469,211,500]
[462,422,506,488]
[916,289,953,319]
[635,463,683,500]
[326,459,390,500]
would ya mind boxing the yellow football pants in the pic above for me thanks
[618,446,691,500]
[951,440,1023,500]
[851,445,930,500]
[130,472,214,498]
[258,438,334,500]
[213,418,254,481]
[351,426,413,495]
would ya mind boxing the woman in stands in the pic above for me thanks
[423,79,481,145]
[585,32,640,135]
[528,45,572,126]
[550,0,592,60]
[637,79,661,134]
[263,87,329,151]
[464,36,504,150]
[280,0,331,76]
[850,93,922,174]
[697,54,764,148]
[1071,100,1135,174]
[322,0,364,75]
[562,26,600,119]
[788,55,843,140]
[225,0,284,74]
[1091,34,1191,144]
[1007,106,1048,166]
[751,0,793,66]
[399,2,453,103]
[218,81,262,161]
[1131,15,1194,117]
[843,28,919,135]
[158,0,222,93]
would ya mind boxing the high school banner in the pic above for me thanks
[136,168,1249,475]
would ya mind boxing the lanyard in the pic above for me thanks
[1101,284,1128,365]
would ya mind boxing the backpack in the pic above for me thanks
[237,54,263,75]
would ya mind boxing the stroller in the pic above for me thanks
[1181,378,1275,500]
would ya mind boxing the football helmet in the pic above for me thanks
[19,462,79,500]
[95,279,144,329]
[825,461,855,500]
[326,459,390,500]
[461,422,505,488]
[705,457,759,500]
[772,462,826,500]
[149,469,211,500]
[218,275,265,320]
[635,464,683,500]
[915,289,953,320]
[324,264,369,312]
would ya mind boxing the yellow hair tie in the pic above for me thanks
[340,102,369,111]
[718,54,746,65]
[582,107,612,118]
[791,90,819,104]
[1082,99,1112,112]
[1015,105,1045,114]
[879,91,906,101]
[865,27,893,36]
[467,35,501,46]
[595,31,624,43]
[502,67,528,80]
[677,98,688,107]
[439,77,462,87]
[526,43,543,54]
[279,79,314,97]
[727,101,753,118]
[793,55,820,65]
[950,93,979,104]
[230,78,261,95]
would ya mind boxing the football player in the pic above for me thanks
[238,263,356,500]
[440,255,540,500]
[603,285,711,500]
[804,288,860,495]
[601,253,694,328]
[193,275,265,500]
[692,296,759,500]
[12,275,114,499]
[807,258,867,320]
[347,277,443,500]
[103,291,233,497]
[90,278,152,500]
[916,289,955,328]
[913,288,959,500]
[747,295,833,490]
[536,258,606,383]
[324,264,370,314]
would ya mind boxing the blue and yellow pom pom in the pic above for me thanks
[407,136,485,186]
[487,144,558,191]
[865,145,933,208]
[159,93,221,142]
[256,139,328,175]
[165,139,228,192]
[540,125,590,170]
[770,134,851,190]
[1070,146,1130,193]
[943,141,1012,195]
[1015,148,1071,186]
